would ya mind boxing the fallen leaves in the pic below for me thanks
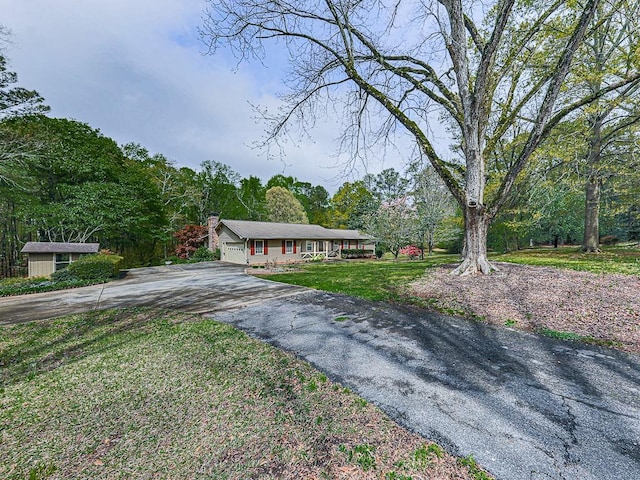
[411,262,640,354]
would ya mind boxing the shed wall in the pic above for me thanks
[28,253,54,277]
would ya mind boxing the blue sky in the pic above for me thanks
[1,0,398,191]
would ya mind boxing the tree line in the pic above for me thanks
[3,3,640,278]
[1,109,636,277]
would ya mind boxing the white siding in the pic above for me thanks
[222,242,246,264]
[28,253,55,277]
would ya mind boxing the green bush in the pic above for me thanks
[341,249,375,259]
[51,268,79,282]
[67,254,123,281]
[191,246,215,262]
[0,276,91,296]
[437,237,463,254]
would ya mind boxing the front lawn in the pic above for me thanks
[265,246,640,300]
[490,244,640,276]
[265,255,457,301]
[0,308,487,480]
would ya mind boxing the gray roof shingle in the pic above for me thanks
[218,220,370,240]
[21,242,100,254]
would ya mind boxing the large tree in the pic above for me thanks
[202,0,640,274]
[236,175,267,220]
[329,180,375,229]
[363,197,416,259]
[568,1,640,251]
[265,186,309,223]
[363,168,409,203]
[0,28,48,186]
[266,174,330,224]
[195,160,243,222]
[1,116,166,263]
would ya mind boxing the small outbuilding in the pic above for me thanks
[21,242,100,277]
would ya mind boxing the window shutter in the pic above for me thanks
[293,241,297,254]
[341,240,344,249]
[264,241,268,255]
[250,240,255,256]
[282,240,286,254]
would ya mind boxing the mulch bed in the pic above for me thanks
[409,262,640,355]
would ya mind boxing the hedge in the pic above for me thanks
[341,249,375,259]
[66,253,123,281]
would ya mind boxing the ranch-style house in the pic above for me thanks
[208,217,374,265]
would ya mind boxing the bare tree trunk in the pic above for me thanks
[452,206,496,275]
[581,109,603,253]
[582,176,601,252]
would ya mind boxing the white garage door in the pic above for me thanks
[223,243,246,264]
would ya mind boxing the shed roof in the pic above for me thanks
[21,242,100,254]
[218,219,371,241]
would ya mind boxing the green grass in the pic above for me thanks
[264,247,640,305]
[458,455,493,480]
[491,245,640,276]
[537,327,622,348]
[267,256,457,301]
[1,308,488,480]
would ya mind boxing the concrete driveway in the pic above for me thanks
[1,262,639,480]
[0,262,306,324]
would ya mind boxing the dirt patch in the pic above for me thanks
[409,262,640,355]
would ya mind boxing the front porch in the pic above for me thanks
[300,240,373,261]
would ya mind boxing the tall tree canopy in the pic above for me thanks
[1,116,166,261]
[265,186,310,224]
[328,180,375,229]
[202,0,640,274]
[566,1,640,251]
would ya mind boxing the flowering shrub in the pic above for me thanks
[399,245,422,259]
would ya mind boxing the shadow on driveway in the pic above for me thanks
[214,289,640,480]
[2,263,639,479]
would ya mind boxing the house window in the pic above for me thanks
[55,253,70,271]
[285,240,294,254]
[305,241,313,252]
[255,240,264,254]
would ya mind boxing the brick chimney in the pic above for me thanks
[208,215,220,252]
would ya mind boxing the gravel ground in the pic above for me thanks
[409,262,640,355]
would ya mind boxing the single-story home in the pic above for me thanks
[21,242,100,277]
[210,217,374,265]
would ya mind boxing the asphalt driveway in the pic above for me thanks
[1,262,639,479]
